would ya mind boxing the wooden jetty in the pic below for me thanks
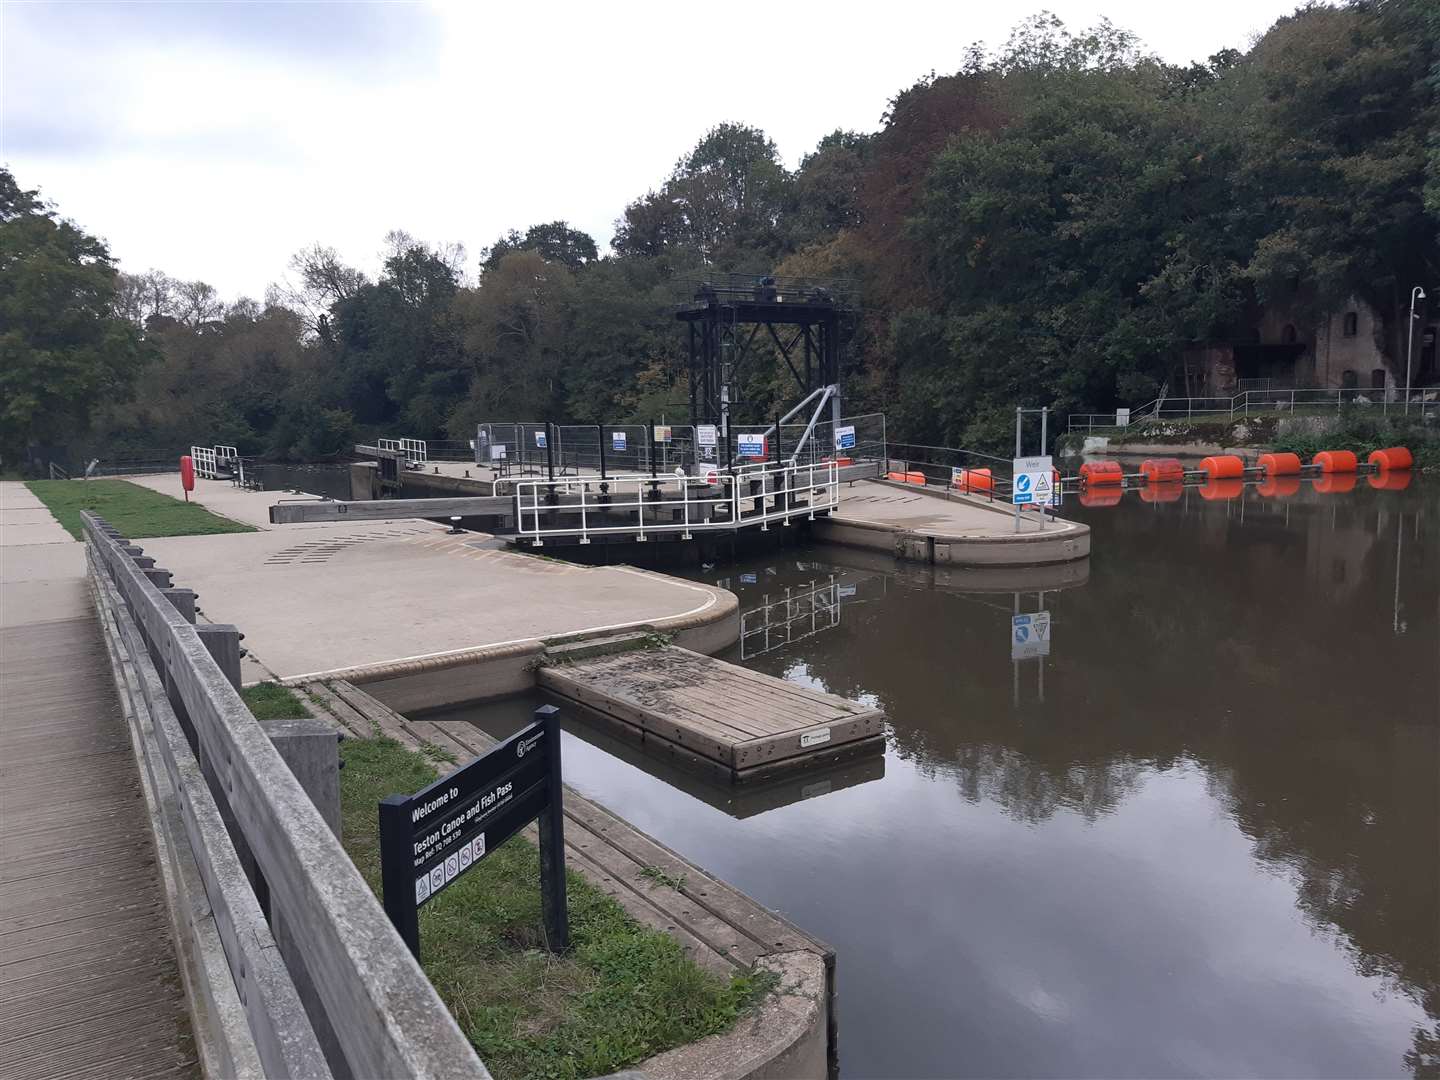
[538,641,885,781]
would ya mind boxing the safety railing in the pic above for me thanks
[512,459,839,545]
[190,445,219,479]
[1068,387,1440,433]
[82,512,488,1079]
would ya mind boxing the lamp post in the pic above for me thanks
[1405,286,1426,415]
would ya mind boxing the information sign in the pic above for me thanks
[653,425,673,444]
[736,433,766,458]
[1011,611,1052,660]
[1011,455,1054,506]
[490,444,507,461]
[380,707,568,959]
[534,431,547,448]
[834,425,857,451]
[696,424,718,449]
[611,431,627,452]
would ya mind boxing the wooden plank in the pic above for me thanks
[84,516,488,1080]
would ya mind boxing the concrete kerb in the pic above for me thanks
[281,577,740,714]
[818,477,1090,567]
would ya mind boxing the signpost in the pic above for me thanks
[1011,455,1053,505]
[1011,610,1052,660]
[736,433,766,458]
[834,425,856,452]
[379,706,568,960]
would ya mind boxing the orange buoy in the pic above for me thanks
[887,471,926,485]
[1199,477,1244,501]
[1257,452,1301,476]
[1198,454,1244,479]
[1079,461,1124,486]
[1256,474,1301,498]
[1367,447,1413,471]
[952,467,993,492]
[1140,458,1184,483]
[1079,487,1124,507]
[1139,481,1183,503]
[1313,472,1357,494]
[1368,469,1413,491]
[1312,450,1357,473]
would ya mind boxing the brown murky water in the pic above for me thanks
[440,474,1439,1078]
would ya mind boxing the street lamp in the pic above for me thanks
[1405,285,1426,415]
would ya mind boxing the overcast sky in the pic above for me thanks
[3,0,1313,300]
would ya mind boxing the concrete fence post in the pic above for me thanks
[196,624,243,691]
[159,587,198,623]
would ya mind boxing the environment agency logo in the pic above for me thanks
[516,731,543,758]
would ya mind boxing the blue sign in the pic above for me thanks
[835,425,856,451]
[737,433,766,458]
[611,432,626,451]
[534,432,547,449]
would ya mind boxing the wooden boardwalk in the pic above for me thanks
[539,643,884,780]
[0,487,197,1080]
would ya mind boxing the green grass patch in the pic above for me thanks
[240,682,310,721]
[340,736,773,1080]
[25,479,254,539]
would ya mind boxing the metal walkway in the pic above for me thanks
[0,484,197,1080]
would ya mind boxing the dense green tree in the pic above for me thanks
[481,221,598,274]
[0,170,151,463]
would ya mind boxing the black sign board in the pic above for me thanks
[379,705,568,958]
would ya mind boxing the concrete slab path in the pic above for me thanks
[834,479,1085,540]
[0,482,198,1078]
[118,472,321,531]
[138,521,735,684]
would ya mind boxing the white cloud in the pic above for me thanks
[3,0,1314,300]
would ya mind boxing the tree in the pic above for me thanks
[481,221,597,274]
[0,169,150,463]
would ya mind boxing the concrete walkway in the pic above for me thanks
[137,521,736,686]
[835,479,1085,540]
[119,472,320,531]
[0,482,197,1078]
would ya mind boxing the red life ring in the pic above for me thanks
[180,455,195,492]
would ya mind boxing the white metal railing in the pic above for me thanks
[400,437,427,465]
[513,459,840,545]
[190,445,219,478]
[1068,387,1440,434]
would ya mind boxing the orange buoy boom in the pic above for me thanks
[1140,458,1184,483]
[1367,447,1413,471]
[1139,481,1183,504]
[1198,455,1245,479]
[1257,452,1301,476]
[1079,461,1124,486]
[952,467,993,492]
[1368,469,1412,492]
[1312,450,1358,473]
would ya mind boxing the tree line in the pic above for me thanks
[3,2,1436,467]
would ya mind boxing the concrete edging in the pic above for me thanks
[285,579,740,713]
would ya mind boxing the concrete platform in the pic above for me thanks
[816,479,1090,566]
[134,523,738,693]
[119,473,322,530]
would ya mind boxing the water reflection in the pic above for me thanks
[438,476,1437,1077]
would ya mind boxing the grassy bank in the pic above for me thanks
[339,736,770,1080]
[239,681,309,720]
[25,478,254,539]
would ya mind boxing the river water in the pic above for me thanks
[433,475,1438,1077]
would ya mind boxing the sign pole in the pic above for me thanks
[379,795,422,960]
[1039,407,1048,531]
[535,705,569,952]
[1014,407,1022,534]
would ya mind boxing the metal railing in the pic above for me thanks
[512,459,839,545]
[1068,387,1440,433]
[82,512,489,1079]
